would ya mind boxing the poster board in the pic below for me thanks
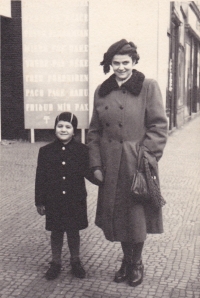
[22,0,89,129]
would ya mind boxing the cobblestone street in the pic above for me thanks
[0,116,200,298]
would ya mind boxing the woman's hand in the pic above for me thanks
[36,205,46,216]
[94,169,104,182]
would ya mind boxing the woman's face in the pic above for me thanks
[55,120,74,144]
[111,54,135,81]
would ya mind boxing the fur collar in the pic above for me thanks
[98,69,145,97]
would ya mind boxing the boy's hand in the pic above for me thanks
[36,205,46,216]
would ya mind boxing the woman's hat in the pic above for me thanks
[54,112,78,132]
[100,39,138,74]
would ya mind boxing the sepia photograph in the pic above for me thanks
[0,0,200,297]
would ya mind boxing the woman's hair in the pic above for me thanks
[100,39,140,74]
[117,43,140,62]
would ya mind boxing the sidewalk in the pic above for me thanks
[0,117,200,298]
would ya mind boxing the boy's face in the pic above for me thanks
[55,120,74,144]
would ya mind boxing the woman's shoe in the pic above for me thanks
[128,260,144,287]
[114,259,129,283]
[71,260,86,278]
[45,262,61,280]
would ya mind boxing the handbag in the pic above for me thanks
[131,147,166,208]
[131,147,149,202]
[143,156,166,209]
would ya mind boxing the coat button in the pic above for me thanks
[62,161,66,165]
[62,191,66,194]
[105,106,108,109]
[120,105,124,109]
[120,140,123,143]
[63,176,66,180]
[119,123,123,127]
[62,147,65,150]
[106,123,110,127]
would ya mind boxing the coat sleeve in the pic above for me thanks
[81,145,101,186]
[142,79,168,161]
[35,147,47,206]
[87,86,102,168]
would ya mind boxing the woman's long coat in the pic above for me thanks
[35,138,97,231]
[87,70,168,243]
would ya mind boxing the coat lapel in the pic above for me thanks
[98,69,145,97]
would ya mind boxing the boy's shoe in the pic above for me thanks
[45,262,61,280]
[71,260,86,278]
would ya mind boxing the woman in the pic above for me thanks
[35,112,98,280]
[87,39,168,287]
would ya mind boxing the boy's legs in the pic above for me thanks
[51,230,64,264]
[66,229,85,278]
[66,229,80,262]
[45,230,63,280]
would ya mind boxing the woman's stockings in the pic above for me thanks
[121,241,144,263]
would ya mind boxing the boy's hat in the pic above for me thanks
[54,112,78,132]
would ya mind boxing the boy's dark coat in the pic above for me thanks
[35,138,97,231]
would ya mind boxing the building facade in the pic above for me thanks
[1,1,200,140]
[167,1,200,130]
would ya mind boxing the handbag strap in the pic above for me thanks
[137,146,144,171]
